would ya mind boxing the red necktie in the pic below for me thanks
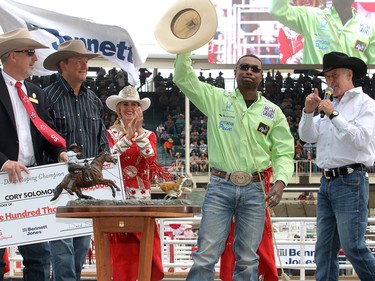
[15,82,66,149]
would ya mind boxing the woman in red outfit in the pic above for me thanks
[105,86,165,281]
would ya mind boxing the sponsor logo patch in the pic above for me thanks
[257,122,270,136]
[354,40,366,53]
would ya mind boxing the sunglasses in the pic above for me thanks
[13,49,36,56]
[238,63,262,73]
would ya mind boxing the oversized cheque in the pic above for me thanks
[0,158,124,247]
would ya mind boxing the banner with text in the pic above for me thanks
[0,0,145,85]
[0,159,125,247]
[276,244,315,266]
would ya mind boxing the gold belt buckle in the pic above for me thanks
[230,171,251,186]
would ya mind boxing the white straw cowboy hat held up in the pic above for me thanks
[0,28,48,57]
[43,40,100,71]
[154,0,218,54]
[106,85,151,112]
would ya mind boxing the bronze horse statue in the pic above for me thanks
[51,151,121,201]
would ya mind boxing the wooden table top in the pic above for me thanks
[56,203,201,219]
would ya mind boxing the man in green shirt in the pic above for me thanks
[270,0,375,65]
[173,53,294,280]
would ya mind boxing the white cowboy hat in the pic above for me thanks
[43,40,100,71]
[154,0,218,54]
[0,28,48,57]
[106,86,151,112]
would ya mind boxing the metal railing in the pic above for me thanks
[159,217,375,280]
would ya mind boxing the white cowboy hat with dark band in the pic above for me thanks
[0,28,48,57]
[317,51,367,80]
[106,85,151,112]
[154,0,218,54]
[43,40,100,71]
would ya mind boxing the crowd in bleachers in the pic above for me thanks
[153,70,375,174]
[27,67,375,174]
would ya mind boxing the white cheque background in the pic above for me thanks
[0,157,125,247]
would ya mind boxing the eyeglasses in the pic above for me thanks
[238,63,262,73]
[13,49,36,56]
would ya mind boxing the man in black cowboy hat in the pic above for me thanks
[299,51,375,280]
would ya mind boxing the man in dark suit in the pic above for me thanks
[0,28,67,281]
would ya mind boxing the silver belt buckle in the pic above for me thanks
[230,171,251,186]
[323,169,330,179]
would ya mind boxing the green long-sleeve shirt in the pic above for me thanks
[173,53,294,185]
[270,0,375,64]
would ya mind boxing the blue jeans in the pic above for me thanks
[187,175,265,281]
[18,242,51,281]
[50,235,91,281]
[315,171,375,281]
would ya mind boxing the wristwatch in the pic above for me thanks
[329,110,339,120]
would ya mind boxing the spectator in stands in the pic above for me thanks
[299,51,375,280]
[198,151,209,173]
[191,116,201,131]
[159,128,170,145]
[190,140,199,155]
[115,69,127,89]
[190,127,200,142]
[164,116,176,135]
[174,51,294,280]
[175,113,185,134]
[215,71,225,89]
[198,71,206,82]
[198,139,208,155]
[190,150,200,173]
[305,150,317,173]
[138,68,151,91]
[166,73,174,89]
[199,127,208,142]
[270,0,375,64]
[43,39,109,281]
[174,152,185,173]
[295,138,304,158]
[206,73,214,85]
[155,122,165,144]
[164,138,174,158]
[285,72,294,87]
[179,127,186,146]
[153,72,164,89]
[105,85,164,281]
[96,67,106,79]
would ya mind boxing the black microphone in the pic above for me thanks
[320,87,333,118]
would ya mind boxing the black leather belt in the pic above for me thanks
[211,168,263,186]
[322,163,366,179]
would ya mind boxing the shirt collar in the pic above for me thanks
[58,74,87,96]
[1,70,22,87]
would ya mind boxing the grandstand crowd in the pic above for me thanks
[28,67,375,174]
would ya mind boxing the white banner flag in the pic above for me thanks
[0,0,144,85]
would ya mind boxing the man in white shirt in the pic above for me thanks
[298,51,375,280]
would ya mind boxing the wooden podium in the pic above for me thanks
[56,202,200,281]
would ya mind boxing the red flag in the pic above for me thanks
[3,248,9,274]
[109,225,164,281]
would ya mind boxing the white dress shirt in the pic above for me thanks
[299,87,375,168]
[2,71,35,167]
